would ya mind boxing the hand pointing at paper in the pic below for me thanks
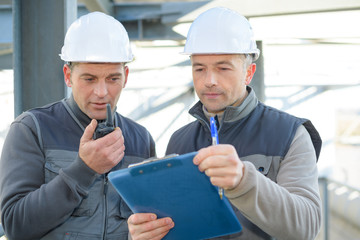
[193,144,245,191]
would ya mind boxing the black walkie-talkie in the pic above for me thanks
[93,103,115,139]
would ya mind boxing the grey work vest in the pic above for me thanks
[166,100,322,240]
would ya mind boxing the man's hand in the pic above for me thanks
[193,144,244,190]
[128,213,174,240]
[79,119,125,174]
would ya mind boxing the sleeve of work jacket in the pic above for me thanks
[0,114,99,240]
[225,125,321,240]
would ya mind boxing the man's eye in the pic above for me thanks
[220,67,230,71]
[109,77,121,82]
[194,68,204,72]
[85,78,94,81]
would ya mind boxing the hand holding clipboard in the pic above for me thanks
[108,152,242,240]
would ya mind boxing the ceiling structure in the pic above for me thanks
[2,0,360,70]
[2,0,360,117]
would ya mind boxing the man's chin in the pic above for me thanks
[87,111,107,121]
[203,105,225,114]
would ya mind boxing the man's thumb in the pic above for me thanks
[82,119,97,142]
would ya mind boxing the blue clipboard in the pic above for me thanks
[108,151,242,240]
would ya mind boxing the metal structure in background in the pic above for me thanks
[111,1,210,41]
[3,0,360,115]
[0,4,12,70]
[12,0,77,117]
[7,0,213,116]
[318,177,360,240]
[250,41,265,102]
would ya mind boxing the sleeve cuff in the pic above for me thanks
[225,161,257,199]
[60,155,100,192]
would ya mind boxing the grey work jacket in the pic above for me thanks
[166,87,322,240]
[0,96,155,240]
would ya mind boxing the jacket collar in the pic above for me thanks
[64,94,92,129]
[189,86,258,125]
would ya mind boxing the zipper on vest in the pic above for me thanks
[103,175,109,239]
[196,117,210,131]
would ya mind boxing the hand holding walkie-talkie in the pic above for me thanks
[93,103,115,139]
[80,103,124,174]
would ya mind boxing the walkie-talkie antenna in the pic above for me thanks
[105,103,112,127]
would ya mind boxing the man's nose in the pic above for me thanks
[94,81,108,97]
[204,71,217,87]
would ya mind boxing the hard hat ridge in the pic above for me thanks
[183,7,260,61]
[60,12,133,63]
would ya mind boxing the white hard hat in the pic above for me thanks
[183,7,260,61]
[60,12,133,63]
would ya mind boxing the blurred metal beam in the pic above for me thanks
[128,84,194,121]
[13,0,77,117]
[250,41,265,102]
[114,1,208,40]
[0,52,12,70]
[179,0,360,21]
[0,5,12,69]
[79,0,114,15]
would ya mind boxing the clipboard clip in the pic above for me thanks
[128,154,179,168]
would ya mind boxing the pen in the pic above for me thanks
[210,116,224,200]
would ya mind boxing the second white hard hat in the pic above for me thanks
[183,7,260,61]
[60,12,133,63]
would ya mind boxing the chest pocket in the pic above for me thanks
[44,150,78,182]
[241,154,281,182]
[44,149,100,217]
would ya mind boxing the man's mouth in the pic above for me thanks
[204,92,221,99]
[92,102,108,109]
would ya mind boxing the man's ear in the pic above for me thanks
[63,64,72,87]
[123,65,129,88]
[245,63,256,85]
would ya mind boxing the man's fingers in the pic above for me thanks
[204,164,227,176]
[96,127,123,146]
[81,119,97,142]
[193,144,235,165]
[136,217,173,233]
[128,214,174,240]
[193,144,244,190]
[137,222,174,240]
[198,155,227,172]
[128,213,157,225]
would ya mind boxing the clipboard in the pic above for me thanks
[108,152,242,240]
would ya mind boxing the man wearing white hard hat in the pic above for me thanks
[0,12,155,239]
[128,7,322,240]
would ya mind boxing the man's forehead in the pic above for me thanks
[191,54,242,65]
[73,62,125,66]
[70,62,125,70]
[69,62,127,76]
